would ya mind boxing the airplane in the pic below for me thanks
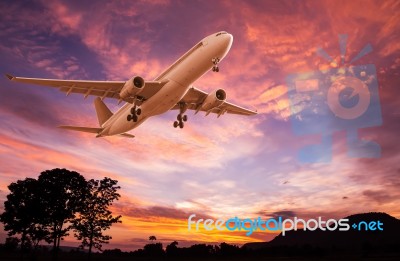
[6,31,257,138]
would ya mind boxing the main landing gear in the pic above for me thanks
[127,105,141,122]
[212,57,220,72]
[174,103,188,129]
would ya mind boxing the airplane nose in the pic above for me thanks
[225,33,233,48]
[221,33,233,54]
[213,32,234,59]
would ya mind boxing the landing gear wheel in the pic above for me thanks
[136,108,142,116]
[212,66,219,72]
[130,107,136,114]
[182,115,188,122]
[212,57,220,72]
[132,115,138,122]
[127,115,132,121]
[173,121,179,128]
[179,121,184,128]
[177,114,182,121]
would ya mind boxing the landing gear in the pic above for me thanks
[173,103,188,129]
[127,114,138,122]
[212,57,220,72]
[174,114,187,128]
[127,104,141,122]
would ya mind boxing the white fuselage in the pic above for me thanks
[99,32,233,136]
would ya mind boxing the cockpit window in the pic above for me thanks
[216,31,227,36]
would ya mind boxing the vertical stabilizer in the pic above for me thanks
[94,97,113,126]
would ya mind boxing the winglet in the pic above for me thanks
[5,74,14,80]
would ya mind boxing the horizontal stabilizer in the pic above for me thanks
[58,126,103,134]
[119,133,135,138]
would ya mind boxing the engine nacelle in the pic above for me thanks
[201,89,226,111]
[119,76,145,99]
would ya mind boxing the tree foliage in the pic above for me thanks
[0,178,49,251]
[73,178,121,256]
[37,168,88,253]
[166,241,179,257]
[0,168,122,260]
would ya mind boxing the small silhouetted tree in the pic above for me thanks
[0,178,49,255]
[166,241,178,257]
[149,235,157,242]
[73,178,121,259]
[143,242,164,257]
[37,169,88,259]
[218,242,241,256]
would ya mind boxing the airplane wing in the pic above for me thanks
[5,74,166,103]
[174,86,257,116]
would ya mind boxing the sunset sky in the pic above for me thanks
[0,0,399,251]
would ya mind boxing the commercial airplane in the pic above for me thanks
[6,31,257,138]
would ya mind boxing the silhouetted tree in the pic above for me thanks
[217,242,241,256]
[149,235,157,242]
[3,237,20,252]
[0,178,49,255]
[73,178,121,259]
[103,248,123,256]
[143,242,164,257]
[166,241,178,257]
[37,168,88,259]
[189,244,214,257]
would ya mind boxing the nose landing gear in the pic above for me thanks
[212,57,220,72]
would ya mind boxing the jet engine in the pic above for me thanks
[201,89,226,111]
[119,76,145,99]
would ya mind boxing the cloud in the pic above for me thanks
[0,83,62,128]
[114,204,211,221]
[257,210,297,221]
[362,190,396,204]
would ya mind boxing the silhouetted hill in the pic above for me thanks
[244,212,400,252]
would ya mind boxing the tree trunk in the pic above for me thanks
[20,230,27,261]
[88,244,92,261]
[57,236,61,249]
[52,224,57,250]
[88,228,94,261]
[52,224,58,261]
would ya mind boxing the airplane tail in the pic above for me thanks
[94,97,113,126]
[58,98,134,138]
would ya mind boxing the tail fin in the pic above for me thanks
[94,97,113,126]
